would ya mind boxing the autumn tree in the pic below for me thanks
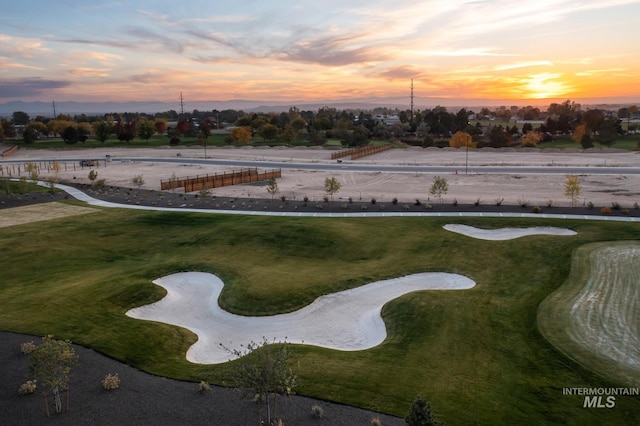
[521,131,542,147]
[154,118,168,135]
[429,175,448,204]
[28,336,79,417]
[231,126,253,143]
[564,175,581,207]
[92,120,113,144]
[113,118,137,144]
[324,176,341,201]
[448,131,473,148]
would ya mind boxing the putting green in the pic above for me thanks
[538,241,640,386]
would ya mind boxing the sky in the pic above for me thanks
[1,0,640,105]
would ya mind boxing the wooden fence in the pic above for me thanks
[161,168,282,192]
[331,144,392,160]
[1,145,18,157]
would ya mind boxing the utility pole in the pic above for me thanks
[179,92,185,121]
[410,79,414,130]
[52,101,57,119]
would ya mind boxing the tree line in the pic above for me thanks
[1,100,637,149]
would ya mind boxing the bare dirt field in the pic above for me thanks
[6,145,640,209]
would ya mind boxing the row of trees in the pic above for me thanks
[2,100,636,148]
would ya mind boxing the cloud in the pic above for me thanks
[0,78,71,98]
[374,66,424,81]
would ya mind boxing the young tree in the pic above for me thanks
[225,338,298,426]
[258,124,279,142]
[429,176,448,204]
[324,176,341,201]
[564,175,581,207]
[154,118,168,135]
[231,126,253,143]
[28,335,79,417]
[521,131,542,147]
[131,174,145,189]
[61,125,79,144]
[405,395,442,426]
[266,176,279,200]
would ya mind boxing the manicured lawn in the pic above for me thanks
[1,208,639,424]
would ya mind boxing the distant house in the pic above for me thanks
[373,114,400,126]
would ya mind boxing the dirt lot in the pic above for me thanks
[5,145,640,208]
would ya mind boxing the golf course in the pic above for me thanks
[1,195,639,424]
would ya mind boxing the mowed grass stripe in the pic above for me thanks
[538,242,640,387]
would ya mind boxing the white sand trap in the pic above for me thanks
[443,224,577,240]
[126,271,475,364]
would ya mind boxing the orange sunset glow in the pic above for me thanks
[1,1,639,106]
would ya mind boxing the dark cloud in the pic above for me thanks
[0,78,71,98]
[276,34,388,66]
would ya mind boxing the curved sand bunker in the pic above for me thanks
[538,243,640,386]
[443,224,576,240]
[126,271,475,364]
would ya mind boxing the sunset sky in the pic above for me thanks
[2,0,640,105]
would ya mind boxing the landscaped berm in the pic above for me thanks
[1,191,639,424]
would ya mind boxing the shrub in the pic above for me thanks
[425,203,432,209]
[379,204,386,210]
[311,404,324,418]
[414,199,421,206]
[532,206,541,213]
[323,196,329,202]
[495,197,504,206]
[198,381,211,393]
[315,203,323,209]
[452,198,458,206]
[20,341,37,354]
[371,417,382,426]
[18,380,37,395]
[517,197,529,208]
[611,201,621,210]
[622,209,630,215]
[403,204,411,210]
[348,197,353,203]
[546,200,553,208]
[94,179,106,189]
[392,198,398,205]
[280,195,287,202]
[474,198,481,206]
[587,201,594,209]
[634,202,639,209]
[102,373,120,390]
[600,207,612,215]
[340,204,348,210]
[371,198,377,204]
[303,196,309,203]
[361,205,368,211]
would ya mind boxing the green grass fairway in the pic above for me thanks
[538,242,640,387]
[1,206,639,424]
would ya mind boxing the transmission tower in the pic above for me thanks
[410,79,415,128]
[179,92,185,120]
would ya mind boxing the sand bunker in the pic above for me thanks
[126,271,475,364]
[443,224,577,240]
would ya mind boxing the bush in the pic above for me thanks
[18,380,37,395]
[20,341,37,354]
[452,198,458,206]
[371,198,377,204]
[198,381,211,393]
[587,201,595,209]
[414,199,421,206]
[102,373,121,390]
[532,206,541,213]
[371,417,382,426]
[622,209,630,215]
[517,197,529,208]
[495,197,504,206]
[280,195,287,202]
[403,204,411,210]
[311,404,324,418]
[600,207,612,215]
[392,198,398,205]
[611,201,621,210]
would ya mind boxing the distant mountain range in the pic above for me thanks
[1,97,638,117]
